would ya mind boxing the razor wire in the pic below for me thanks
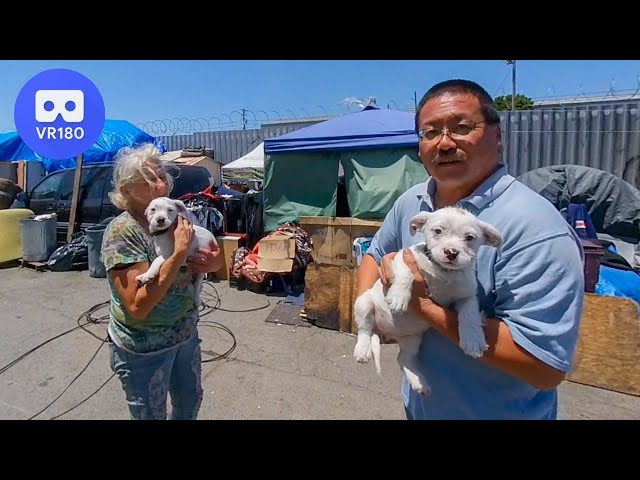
[136,77,640,136]
[135,100,418,135]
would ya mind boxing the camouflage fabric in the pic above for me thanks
[101,212,198,354]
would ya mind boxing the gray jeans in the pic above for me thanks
[109,329,203,420]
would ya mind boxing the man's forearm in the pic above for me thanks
[356,254,381,298]
[417,298,566,390]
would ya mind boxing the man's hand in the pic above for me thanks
[401,249,433,312]
[187,240,224,274]
[379,252,397,288]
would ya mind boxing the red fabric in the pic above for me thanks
[178,185,223,201]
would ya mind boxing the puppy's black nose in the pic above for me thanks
[156,217,165,225]
[444,248,459,260]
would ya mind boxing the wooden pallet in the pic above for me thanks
[19,259,48,272]
[18,259,88,272]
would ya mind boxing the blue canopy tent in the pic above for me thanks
[0,119,162,173]
[262,107,426,231]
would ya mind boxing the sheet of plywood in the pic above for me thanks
[567,293,640,396]
[304,263,342,330]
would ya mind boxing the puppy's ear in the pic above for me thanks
[409,212,431,235]
[173,199,194,223]
[173,199,188,217]
[478,220,502,248]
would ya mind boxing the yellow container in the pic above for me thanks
[0,209,35,264]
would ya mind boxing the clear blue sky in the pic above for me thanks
[2,60,640,132]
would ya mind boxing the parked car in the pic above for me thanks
[14,163,213,243]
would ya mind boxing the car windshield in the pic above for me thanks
[168,165,212,198]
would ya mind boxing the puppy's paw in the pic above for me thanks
[459,327,488,358]
[135,273,155,286]
[412,382,431,397]
[386,289,411,313]
[353,337,372,363]
[406,374,431,397]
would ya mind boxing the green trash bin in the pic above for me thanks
[86,224,108,278]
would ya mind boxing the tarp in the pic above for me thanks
[517,164,640,243]
[264,107,418,153]
[263,151,339,230]
[222,142,264,182]
[597,265,640,306]
[341,147,428,218]
[0,119,160,173]
[262,107,424,231]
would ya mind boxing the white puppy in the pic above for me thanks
[135,197,217,309]
[353,206,502,396]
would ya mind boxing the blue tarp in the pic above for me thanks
[264,107,418,154]
[596,265,640,307]
[0,119,161,173]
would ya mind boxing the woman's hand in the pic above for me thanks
[187,240,224,274]
[173,217,195,259]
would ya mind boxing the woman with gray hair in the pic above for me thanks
[100,142,223,420]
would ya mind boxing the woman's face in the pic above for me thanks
[124,160,170,210]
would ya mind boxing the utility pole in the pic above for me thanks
[505,60,517,111]
[511,60,517,111]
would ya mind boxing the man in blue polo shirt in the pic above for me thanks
[358,79,585,420]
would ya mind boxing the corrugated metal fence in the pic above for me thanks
[499,102,640,188]
[155,120,323,165]
[155,103,640,189]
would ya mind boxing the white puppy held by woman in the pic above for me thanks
[135,196,217,309]
[353,206,502,396]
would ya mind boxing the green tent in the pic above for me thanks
[262,107,428,231]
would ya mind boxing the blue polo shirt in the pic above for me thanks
[367,164,585,420]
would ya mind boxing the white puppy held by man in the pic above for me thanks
[353,206,502,396]
[135,196,217,309]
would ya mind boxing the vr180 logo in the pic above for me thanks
[36,126,85,140]
[14,69,105,160]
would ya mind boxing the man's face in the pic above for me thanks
[417,92,501,190]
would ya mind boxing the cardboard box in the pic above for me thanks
[257,232,297,273]
[299,216,383,267]
[214,235,243,281]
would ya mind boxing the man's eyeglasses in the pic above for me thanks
[418,121,486,142]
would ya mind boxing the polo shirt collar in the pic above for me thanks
[419,163,515,211]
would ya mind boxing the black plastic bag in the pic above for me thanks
[47,234,88,272]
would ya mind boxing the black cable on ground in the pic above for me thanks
[1,278,266,419]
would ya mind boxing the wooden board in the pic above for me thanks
[66,153,83,243]
[19,259,48,272]
[304,264,640,396]
[16,161,26,190]
[567,293,640,396]
[303,263,358,332]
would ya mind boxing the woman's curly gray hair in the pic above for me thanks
[108,143,174,210]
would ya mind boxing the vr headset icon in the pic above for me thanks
[35,90,85,123]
